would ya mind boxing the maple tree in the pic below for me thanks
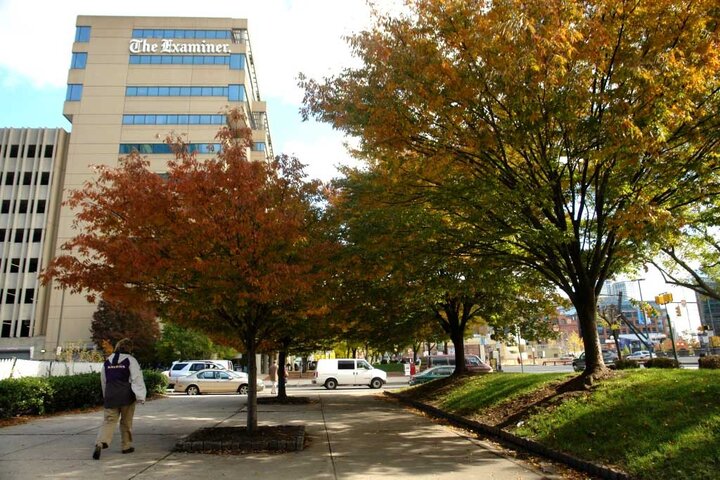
[302,0,720,378]
[41,115,327,431]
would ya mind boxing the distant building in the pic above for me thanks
[696,291,720,334]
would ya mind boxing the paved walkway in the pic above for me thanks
[0,387,552,480]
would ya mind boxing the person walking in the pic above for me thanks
[93,338,146,460]
[268,360,278,394]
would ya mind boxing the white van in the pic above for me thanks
[312,358,387,389]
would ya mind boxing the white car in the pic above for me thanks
[625,350,656,361]
[162,360,230,388]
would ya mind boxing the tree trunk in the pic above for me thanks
[278,348,288,400]
[575,288,606,377]
[246,340,258,433]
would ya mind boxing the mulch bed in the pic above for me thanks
[175,425,306,454]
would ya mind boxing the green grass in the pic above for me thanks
[439,373,570,416]
[514,370,720,480]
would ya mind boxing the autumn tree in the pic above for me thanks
[326,167,562,373]
[302,0,720,378]
[90,300,160,365]
[42,114,327,432]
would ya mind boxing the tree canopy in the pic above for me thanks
[42,117,329,430]
[302,0,720,377]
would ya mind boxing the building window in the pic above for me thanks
[3,172,14,185]
[27,145,36,157]
[32,229,42,242]
[8,258,21,273]
[122,114,225,125]
[40,172,50,185]
[1,200,10,213]
[23,172,33,185]
[75,26,91,42]
[229,54,245,70]
[14,230,24,242]
[0,229,5,241]
[71,52,88,69]
[228,85,245,101]
[18,200,28,213]
[19,320,30,337]
[36,200,46,214]
[119,143,222,155]
[27,258,38,273]
[9,145,19,157]
[5,289,16,303]
[253,142,266,152]
[131,29,230,39]
[129,55,230,65]
[24,289,34,304]
[44,145,54,158]
[1,321,11,338]
[66,84,83,101]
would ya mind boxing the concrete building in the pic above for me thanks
[0,128,69,358]
[3,16,273,359]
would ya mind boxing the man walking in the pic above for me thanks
[93,338,146,460]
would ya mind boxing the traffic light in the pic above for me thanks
[675,305,682,317]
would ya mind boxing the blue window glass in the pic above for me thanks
[65,84,83,101]
[253,142,266,152]
[140,56,151,64]
[191,87,201,96]
[185,30,195,38]
[145,115,156,124]
[148,87,159,96]
[180,87,191,96]
[137,87,148,96]
[201,87,212,96]
[178,115,189,124]
[161,56,172,65]
[228,85,245,101]
[126,87,137,96]
[230,54,244,70]
[122,115,133,124]
[71,52,88,69]
[200,115,211,124]
[164,29,175,38]
[215,56,225,65]
[119,143,221,154]
[132,29,142,37]
[75,26,91,42]
[156,115,167,125]
[134,116,146,125]
[159,87,169,96]
[196,30,206,39]
[129,56,139,64]
[189,115,200,124]
[169,87,181,96]
[212,87,224,96]
[167,115,178,124]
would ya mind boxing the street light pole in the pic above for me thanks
[656,293,680,365]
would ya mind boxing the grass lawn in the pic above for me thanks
[513,370,720,480]
[401,369,720,479]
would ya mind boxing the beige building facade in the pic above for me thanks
[3,16,273,359]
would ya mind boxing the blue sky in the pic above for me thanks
[0,0,380,181]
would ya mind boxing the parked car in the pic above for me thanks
[408,366,455,385]
[626,350,656,361]
[162,360,230,388]
[312,358,387,389]
[572,351,618,372]
[174,369,265,395]
[421,354,493,374]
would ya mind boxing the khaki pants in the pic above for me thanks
[96,402,136,450]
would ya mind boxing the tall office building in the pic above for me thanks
[30,16,273,359]
[0,128,69,359]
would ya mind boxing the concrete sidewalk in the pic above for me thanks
[0,388,553,480]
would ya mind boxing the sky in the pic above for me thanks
[0,0,385,181]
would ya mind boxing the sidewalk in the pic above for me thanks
[0,388,554,479]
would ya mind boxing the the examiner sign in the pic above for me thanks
[129,38,231,54]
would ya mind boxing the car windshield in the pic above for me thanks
[358,360,372,370]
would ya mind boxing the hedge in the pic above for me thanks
[613,359,640,370]
[698,355,720,369]
[0,370,167,419]
[644,357,679,369]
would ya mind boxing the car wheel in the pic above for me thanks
[325,378,338,390]
[186,385,200,395]
[237,384,249,395]
[370,378,383,389]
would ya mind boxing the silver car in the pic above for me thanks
[174,369,266,395]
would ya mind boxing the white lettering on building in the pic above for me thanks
[129,39,231,54]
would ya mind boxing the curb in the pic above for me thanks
[386,392,630,480]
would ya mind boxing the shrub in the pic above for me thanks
[0,377,53,418]
[613,359,640,370]
[46,373,103,413]
[698,355,720,369]
[143,370,168,395]
[645,357,679,369]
